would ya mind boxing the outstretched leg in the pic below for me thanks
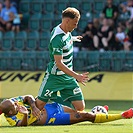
[63,105,95,124]
[94,108,133,123]
[63,106,133,124]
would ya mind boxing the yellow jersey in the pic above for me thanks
[5,96,37,126]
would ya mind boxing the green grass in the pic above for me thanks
[0,100,133,133]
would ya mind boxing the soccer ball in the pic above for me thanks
[91,105,108,114]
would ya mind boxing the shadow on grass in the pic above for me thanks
[0,126,15,128]
[0,123,125,128]
[75,123,124,126]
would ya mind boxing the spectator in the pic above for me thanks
[0,0,17,31]
[123,22,133,51]
[115,26,126,50]
[10,0,20,10]
[81,20,99,50]
[97,18,115,51]
[120,0,133,24]
[102,0,119,23]
[119,4,130,23]
[0,1,4,31]
[9,11,20,32]
[117,21,126,31]
[93,18,100,30]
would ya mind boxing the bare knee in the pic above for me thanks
[75,104,85,111]
[72,100,85,111]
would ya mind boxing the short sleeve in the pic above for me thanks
[51,36,64,55]
[5,116,19,126]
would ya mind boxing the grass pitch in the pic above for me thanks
[0,100,133,133]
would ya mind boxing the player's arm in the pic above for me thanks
[54,55,89,86]
[18,114,28,126]
[16,104,29,126]
[22,95,40,118]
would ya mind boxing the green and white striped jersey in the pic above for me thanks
[47,25,73,75]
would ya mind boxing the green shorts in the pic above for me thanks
[38,72,84,102]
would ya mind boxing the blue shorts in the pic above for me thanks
[44,103,70,125]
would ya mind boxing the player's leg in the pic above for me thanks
[62,105,94,124]
[70,81,85,111]
[64,107,133,124]
[36,73,53,110]
[71,100,85,111]
[35,99,47,110]
[60,79,85,111]
[46,104,133,125]
[69,112,95,124]
[94,108,133,123]
[52,96,84,110]
[44,103,88,125]
[69,112,126,124]
[61,93,85,111]
[53,95,74,108]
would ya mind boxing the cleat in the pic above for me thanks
[122,108,133,119]
[104,105,109,112]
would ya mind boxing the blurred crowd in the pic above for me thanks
[0,0,21,32]
[0,0,132,52]
[80,0,133,51]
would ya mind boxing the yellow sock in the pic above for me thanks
[94,113,122,123]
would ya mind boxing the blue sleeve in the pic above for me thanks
[0,8,4,18]
[11,6,17,14]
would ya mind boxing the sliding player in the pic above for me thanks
[0,95,132,126]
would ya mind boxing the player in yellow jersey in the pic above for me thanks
[0,95,41,126]
[0,95,133,126]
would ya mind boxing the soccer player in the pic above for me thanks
[0,95,133,126]
[36,7,89,112]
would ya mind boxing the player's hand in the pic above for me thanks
[32,106,42,119]
[76,72,89,86]
[15,103,28,115]
[76,36,83,40]
[72,36,82,42]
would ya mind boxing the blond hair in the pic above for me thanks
[62,7,80,19]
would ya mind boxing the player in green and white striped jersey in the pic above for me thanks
[36,7,89,112]
[48,25,74,75]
